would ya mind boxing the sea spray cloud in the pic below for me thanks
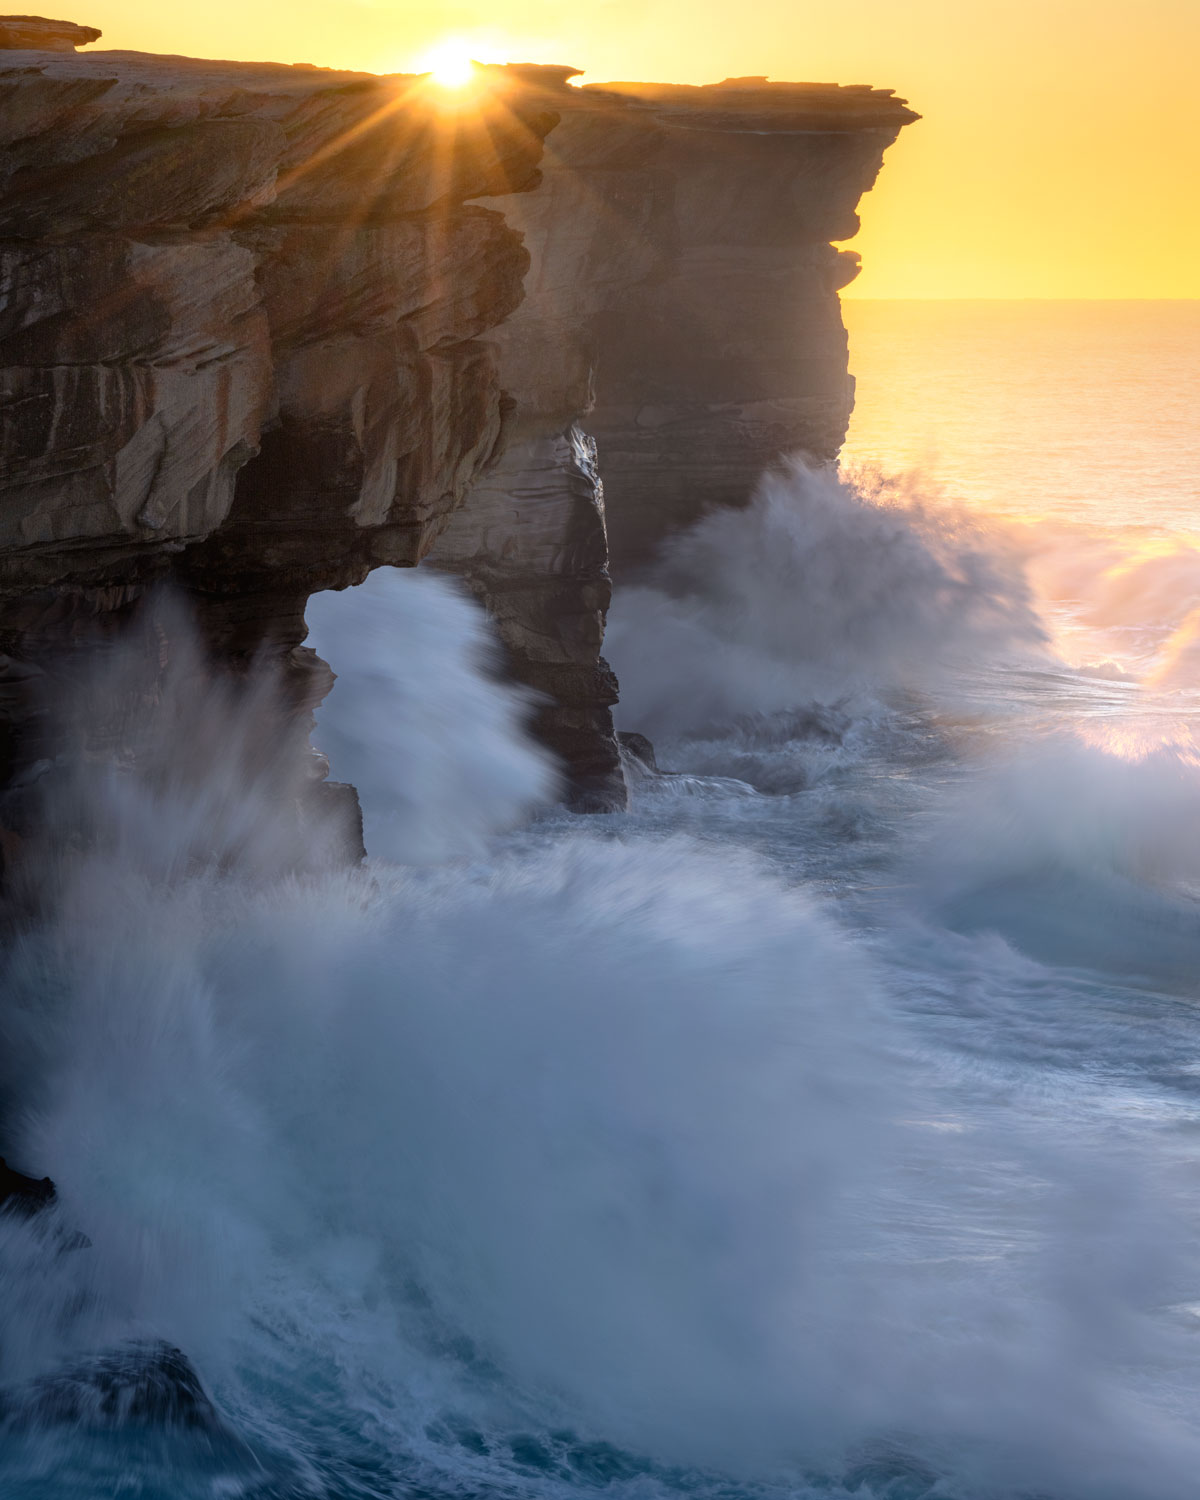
[305,567,557,862]
[0,666,901,1468]
[2,594,1200,1499]
[1010,520,1200,678]
[0,593,355,892]
[6,538,1200,1500]
[901,729,1200,982]
[6,808,1200,1497]
[607,460,1045,738]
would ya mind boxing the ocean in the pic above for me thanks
[2,300,1199,1499]
[843,300,1200,532]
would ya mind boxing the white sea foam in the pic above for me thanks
[305,566,557,862]
[4,565,1200,1500]
[606,461,1045,740]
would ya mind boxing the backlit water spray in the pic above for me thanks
[3,467,1200,1498]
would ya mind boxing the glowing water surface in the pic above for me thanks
[2,302,1200,1500]
[842,300,1200,533]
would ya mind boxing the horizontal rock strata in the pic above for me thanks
[0,44,558,856]
[430,74,916,806]
[0,31,916,836]
[584,78,916,574]
[0,13,99,50]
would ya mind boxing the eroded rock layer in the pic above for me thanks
[584,79,915,573]
[0,34,916,835]
[429,75,916,807]
[0,44,557,851]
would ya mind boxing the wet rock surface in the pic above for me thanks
[0,1156,56,1218]
[1,1342,220,1430]
[617,731,658,774]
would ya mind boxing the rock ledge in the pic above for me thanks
[0,13,98,49]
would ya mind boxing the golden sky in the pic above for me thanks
[87,0,1200,298]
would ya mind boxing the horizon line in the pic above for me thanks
[842,295,1200,303]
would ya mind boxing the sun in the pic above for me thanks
[422,41,476,90]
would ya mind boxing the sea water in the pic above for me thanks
[2,301,1200,1499]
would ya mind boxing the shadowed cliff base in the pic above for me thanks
[0,23,916,832]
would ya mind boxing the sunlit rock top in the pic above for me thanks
[0,12,99,49]
[587,76,919,131]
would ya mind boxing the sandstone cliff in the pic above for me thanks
[428,73,916,807]
[0,38,558,855]
[0,24,916,840]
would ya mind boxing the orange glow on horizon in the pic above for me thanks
[77,1,1200,300]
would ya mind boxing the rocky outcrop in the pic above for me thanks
[429,424,622,809]
[0,32,916,834]
[583,79,916,573]
[0,1154,56,1217]
[0,44,558,846]
[429,75,916,807]
[3,1342,219,1429]
[0,14,98,50]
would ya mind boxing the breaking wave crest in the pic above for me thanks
[606,461,1046,739]
[4,539,1200,1500]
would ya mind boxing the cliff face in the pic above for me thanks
[428,76,916,807]
[0,28,916,839]
[0,43,556,844]
[583,80,915,574]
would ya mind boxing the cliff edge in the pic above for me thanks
[0,39,557,855]
[427,72,916,806]
[0,24,916,840]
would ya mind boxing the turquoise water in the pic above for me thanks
[3,302,1200,1499]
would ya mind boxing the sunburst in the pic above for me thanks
[422,41,476,89]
